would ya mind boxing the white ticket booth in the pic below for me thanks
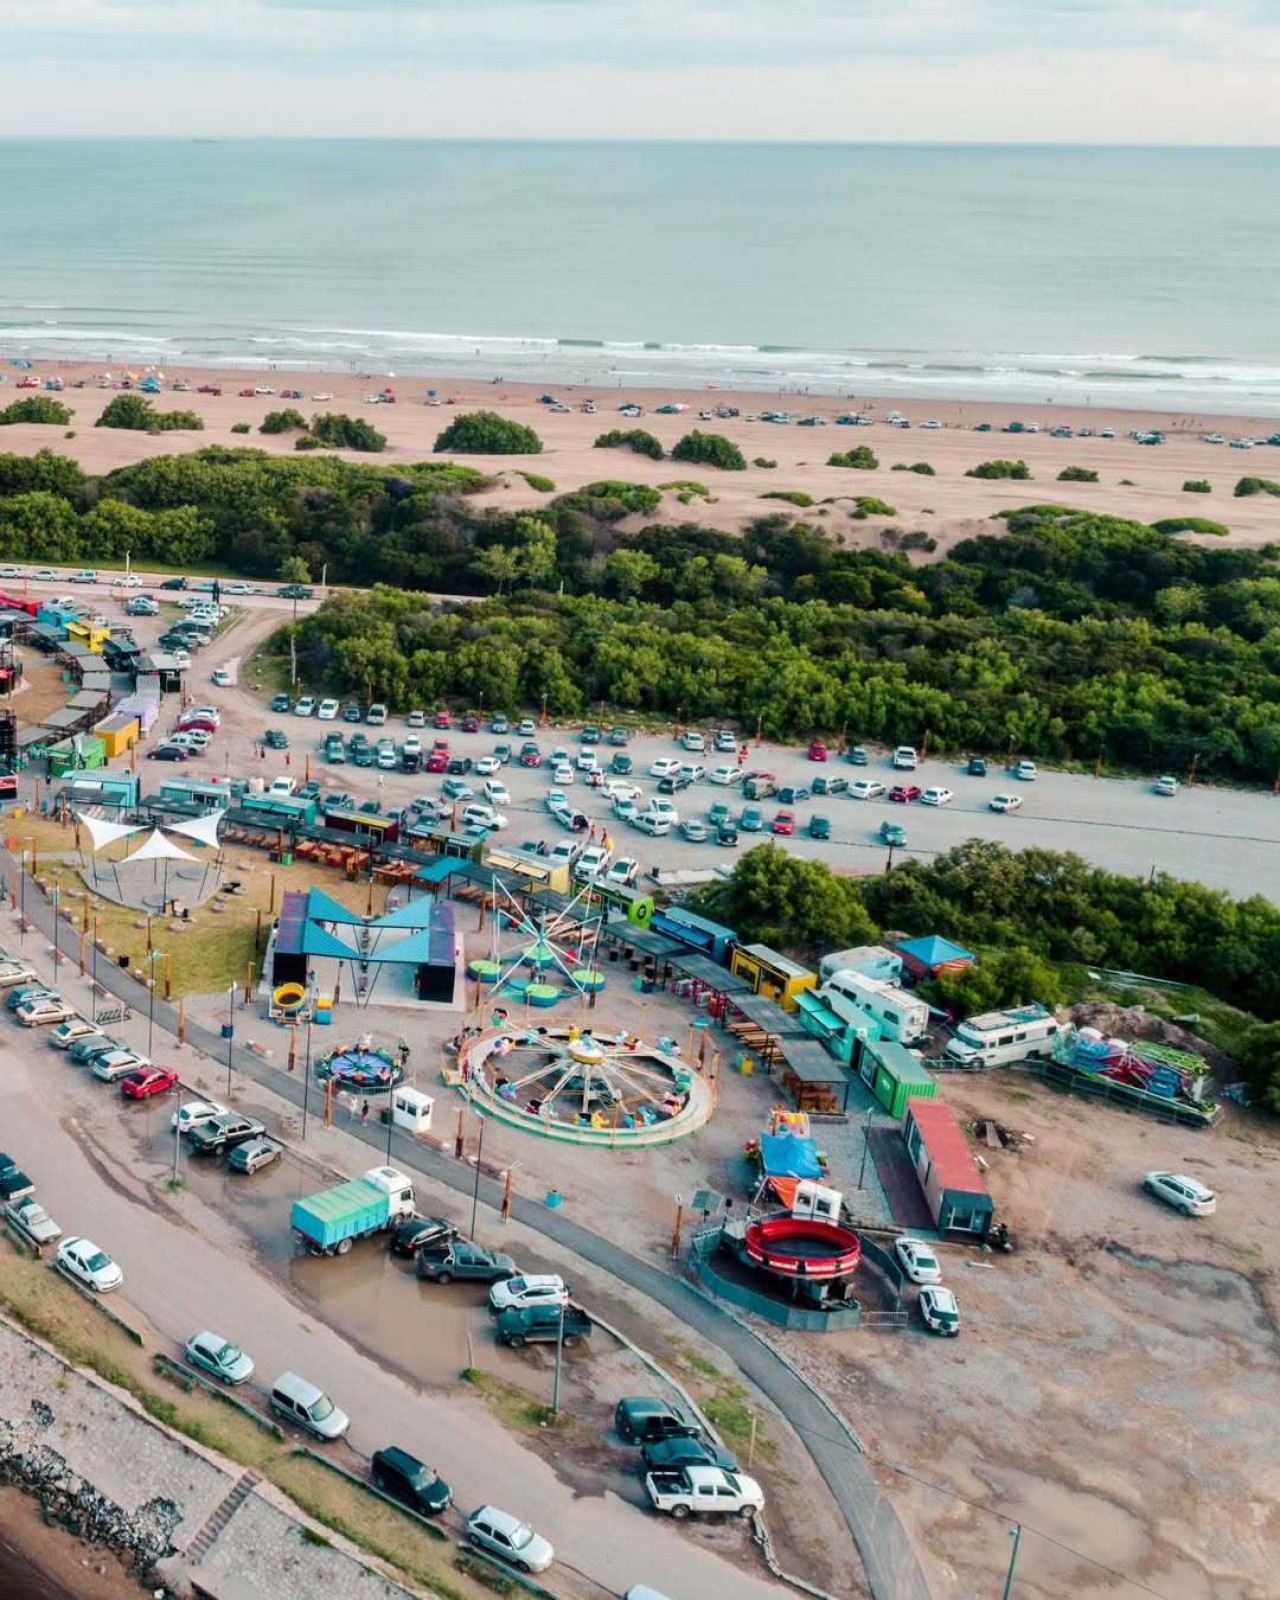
[391,1087,434,1137]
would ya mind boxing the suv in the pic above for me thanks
[187,1114,267,1156]
[390,1215,457,1258]
[416,1241,515,1284]
[494,1304,592,1349]
[489,1274,568,1314]
[615,1397,699,1445]
[642,1434,738,1473]
[371,1446,452,1515]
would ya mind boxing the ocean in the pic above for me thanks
[2,139,1279,415]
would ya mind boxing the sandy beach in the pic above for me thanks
[3,357,1279,554]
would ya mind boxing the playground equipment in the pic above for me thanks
[741,1183,862,1288]
[467,876,608,1009]
[461,1024,712,1148]
[315,1041,404,1096]
[270,982,309,1025]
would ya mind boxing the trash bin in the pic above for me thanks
[280,852,294,867]
[221,1023,233,1041]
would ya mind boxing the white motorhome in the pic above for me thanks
[820,970,930,1045]
[944,1004,1058,1069]
[819,945,903,985]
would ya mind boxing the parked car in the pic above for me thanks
[807,740,829,762]
[91,1050,151,1083]
[171,1098,228,1133]
[16,996,76,1028]
[121,1066,180,1100]
[0,1154,34,1202]
[740,805,763,832]
[442,777,474,801]
[390,1215,458,1258]
[69,1032,128,1065]
[641,1434,739,1473]
[367,703,389,726]
[1014,759,1038,781]
[967,756,987,776]
[371,1446,452,1515]
[895,1237,943,1285]
[615,1397,699,1444]
[605,857,640,886]
[850,779,885,801]
[772,811,796,836]
[317,698,340,721]
[808,815,831,840]
[187,1114,267,1156]
[5,984,54,1011]
[776,785,810,805]
[5,1195,62,1245]
[892,746,919,770]
[466,1506,554,1575]
[489,1274,568,1314]
[574,845,611,878]
[184,1331,255,1384]
[888,785,921,804]
[644,1465,763,1520]
[846,745,869,765]
[1143,1171,1217,1216]
[269,1372,349,1441]
[416,1241,515,1284]
[494,1304,592,1349]
[228,1137,284,1174]
[989,793,1023,813]
[610,752,634,776]
[648,758,681,780]
[56,1236,123,1293]
[49,1018,101,1050]
[920,787,954,807]
[919,1285,960,1336]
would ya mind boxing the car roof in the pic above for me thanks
[471,1505,526,1535]
[924,1286,958,1309]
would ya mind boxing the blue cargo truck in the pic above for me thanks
[290,1165,416,1257]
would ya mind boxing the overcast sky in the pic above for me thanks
[2,0,1278,141]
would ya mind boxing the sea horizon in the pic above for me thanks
[3,139,1279,415]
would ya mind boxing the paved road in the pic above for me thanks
[1,896,798,1600]
[8,857,930,1600]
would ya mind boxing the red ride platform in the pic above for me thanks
[743,1215,862,1281]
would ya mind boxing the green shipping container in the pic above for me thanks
[868,1040,938,1120]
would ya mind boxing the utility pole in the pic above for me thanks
[551,1298,567,1417]
[171,1087,183,1186]
[469,1115,486,1238]
[670,1194,684,1258]
[1002,1524,1022,1600]
[224,982,237,1098]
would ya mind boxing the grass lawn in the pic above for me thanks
[671,1342,777,1466]
[15,816,389,999]
[459,1367,565,1435]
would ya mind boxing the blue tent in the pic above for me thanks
[896,934,974,975]
[758,1132,823,1181]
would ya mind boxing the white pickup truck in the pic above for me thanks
[643,1465,764,1521]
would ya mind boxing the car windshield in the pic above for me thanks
[509,1524,534,1551]
[216,1343,243,1366]
[309,1396,335,1422]
[84,1250,110,1272]
[506,1277,528,1294]
[916,1249,938,1271]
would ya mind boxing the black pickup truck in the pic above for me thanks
[494,1304,592,1349]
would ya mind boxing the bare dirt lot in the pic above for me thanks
[774,1072,1280,1600]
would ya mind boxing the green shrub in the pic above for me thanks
[671,430,746,471]
[96,394,204,433]
[0,396,73,426]
[1235,476,1280,498]
[516,471,556,492]
[230,422,251,435]
[260,408,308,435]
[901,529,937,551]
[1151,516,1230,537]
[294,435,326,451]
[760,490,815,508]
[435,411,542,455]
[828,446,878,470]
[1057,466,1098,483]
[594,428,663,461]
[307,413,386,452]
[658,479,712,505]
[554,480,662,520]
[1119,478,1136,486]
[966,459,1031,480]
[753,457,777,469]
[890,461,935,475]
[1183,479,1212,494]
[850,496,896,519]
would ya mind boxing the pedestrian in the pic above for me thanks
[284,750,291,767]
[588,823,596,843]
[361,1100,370,1128]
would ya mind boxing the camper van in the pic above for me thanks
[819,946,903,985]
[820,970,930,1045]
[944,1004,1058,1069]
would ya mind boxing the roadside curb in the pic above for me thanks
[49,1259,146,1346]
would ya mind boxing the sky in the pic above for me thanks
[1,0,1278,142]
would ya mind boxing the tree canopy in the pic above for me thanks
[434,411,543,455]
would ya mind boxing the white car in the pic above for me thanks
[0,565,22,579]
[850,780,886,801]
[634,813,672,836]
[171,1099,228,1133]
[678,763,705,784]
[576,751,599,773]
[1204,433,1225,444]
[920,787,953,807]
[293,697,316,717]
[91,1049,149,1083]
[600,778,641,803]
[606,857,639,886]
[224,581,253,595]
[919,1285,960,1336]
[317,698,340,721]
[117,574,143,589]
[488,1273,569,1314]
[545,790,568,813]
[574,845,611,878]
[894,1238,943,1285]
[269,777,297,797]
[184,1331,255,1384]
[1143,1171,1217,1216]
[475,756,501,777]
[50,1018,101,1050]
[56,1237,123,1294]
[892,746,918,770]
[1154,775,1179,797]
[367,703,388,725]
[648,798,678,821]
[612,798,639,825]
[681,732,706,753]
[211,667,232,687]
[648,758,681,780]
[466,1506,554,1575]
[460,804,506,832]
[707,765,740,786]
[989,793,1022,813]
[16,997,75,1028]
[483,780,511,806]
[551,763,574,785]
[1014,760,1038,781]
[6,1196,61,1244]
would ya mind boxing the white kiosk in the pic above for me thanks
[390,1087,434,1137]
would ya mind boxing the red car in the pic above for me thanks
[17,376,39,389]
[772,811,796,836]
[888,785,921,803]
[197,384,222,395]
[807,740,829,762]
[519,749,543,768]
[426,751,448,774]
[433,711,451,730]
[460,713,480,734]
[121,1066,179,1100]
[178,717,218,734]
[238,387,256,398]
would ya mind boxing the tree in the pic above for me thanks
[691,845,876,958]
[434,411,543,455]
[260,408,308,434]
[1237,1023,1280,1115]
[671,430,746,471]
[1057,467,1098,483]
[279,554,312,584]
[603,548,661,599]
[307,413,386,452]
[0,396,73,426]
[928,947,1064,1016]
[471,544,523,595]
[96,394,203,433]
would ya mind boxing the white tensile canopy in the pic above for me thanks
[129,829,197,865]
[165,812,223,851]
[76,814,143,854]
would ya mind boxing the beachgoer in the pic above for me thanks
[361,1101,370,1127]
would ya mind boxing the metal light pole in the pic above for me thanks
[301,995,313,1141]
[551,1297,567,1417]
[224,981,237,1099]
[51,886,60,972]
[171,1086,183,1186]
[1002,1524,1022,1600]
[469,1114,487,1238]
[147,950,164,1058]
[18,850,25,944]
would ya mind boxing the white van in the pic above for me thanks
[269,1372,349,1441]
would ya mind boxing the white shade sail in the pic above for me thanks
[128,829,196,865]
[165,812,224,851]
[76,814,143,855]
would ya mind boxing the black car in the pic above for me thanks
[390,1215,457,1259]
[776,785,811,805]
[416,1241,515,1284]
[716,825,739,848]
[615,1397,699,1444]
[580,725,600,744]
[160,577,187,591]
[371,1446,452,1515]
[278,585,313,600]
[494,1305,592,1349]
[148,746,186,761]
[446,756,473,775]
[808,815,831,840]
[641,1434,739,1473]
[342,703,363,722]
[610,752,633,775]
[187,1114,267,1156]
[657,772,694,795]
[967,756,987,776]
[0,1158,35,1202]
